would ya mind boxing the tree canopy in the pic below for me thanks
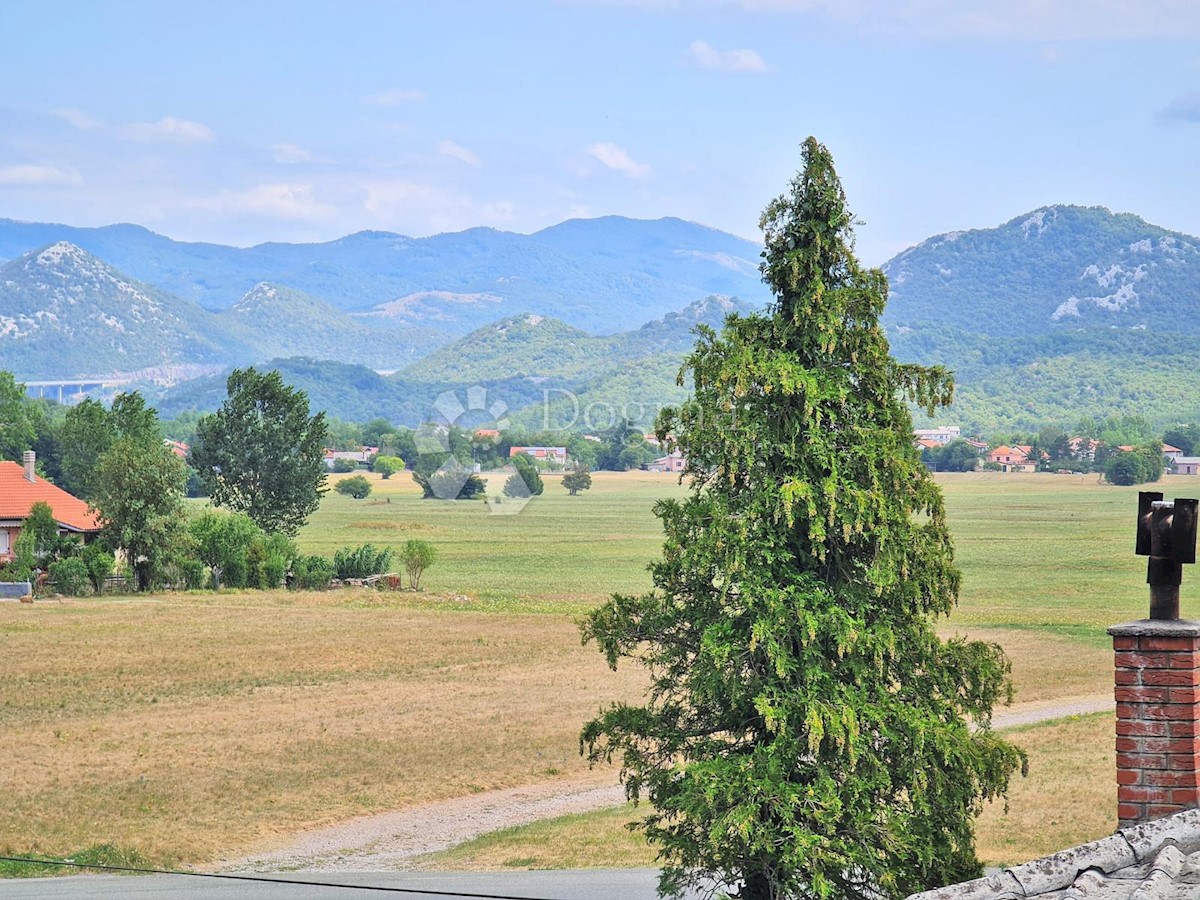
[191,368,329,536]
[581,138,1024,900]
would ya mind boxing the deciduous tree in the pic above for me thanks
[90,437,187,592]
[581,138,1024,900]
[562,462,593,495]
[191,368,328,536]
[335,474,372,499]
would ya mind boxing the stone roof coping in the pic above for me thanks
[1108,619,1200,637]
[904,809,1200,900]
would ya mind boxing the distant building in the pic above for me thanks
[646,450,686,473]
[913,426,961,445]
[323,447,379,469]
[1066,437,1101,460]
[164,439,189,459]
[509,446,567,463]
[986,445,1038,472]
[916,438,942,451]
[1163,444,1185,462]
[1174,457,1200,475]
[473,429,500,440]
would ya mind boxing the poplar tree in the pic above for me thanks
[581,138,1025,900]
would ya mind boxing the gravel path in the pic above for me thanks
[218,778,628,873]
[219,693,1114,873]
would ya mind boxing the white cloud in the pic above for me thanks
[588,142,651,178]
[0,165,83,187]
[686,39,768,72]
[122,116,214,144]
[362,180,516,232]
[194,183,336,221]
[437,139,481,167]
[50,107,104,130]
[364,88,427,106]
[273,142,313,163]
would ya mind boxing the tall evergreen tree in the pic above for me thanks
[581,139,1024,900]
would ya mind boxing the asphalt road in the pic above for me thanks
[0,869,708,899]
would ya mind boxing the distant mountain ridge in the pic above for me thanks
[0,215,770,335]
[0,244,433,378]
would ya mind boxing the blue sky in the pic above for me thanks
[2,0,1199,264]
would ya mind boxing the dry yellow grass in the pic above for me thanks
[976,713,1115,865]
[424,712,1118,872]
[0,590,645,865]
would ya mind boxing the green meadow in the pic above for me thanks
[306,468,1161,635]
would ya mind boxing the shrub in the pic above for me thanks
[336,475,372,499]
[49,557,90,596]
[511,454,545,496]
[400,539,438,591]
[1106,445,1165,486]
[291,555,334,590]
[331,458,358,473]
[333,544,393,580]
[261,555,288,589]
[81,544,115,595]
[177,558,207,591]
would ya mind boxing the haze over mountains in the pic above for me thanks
[0,215,768,335]
[3,206,1200,432]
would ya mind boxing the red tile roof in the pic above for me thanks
[0,462,100,532]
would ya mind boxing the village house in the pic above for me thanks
[164,439,189,459]
[646,450,686,473]
[1174,457,1200,476]
[509,446,568,464]
[1163,443,1185,463]
[912,425,961,445]
[1067,436,1101,460]
[0,452,100,563]
[984,444,1039,472]
[323,446,379,469]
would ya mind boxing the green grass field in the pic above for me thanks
[308,469,1161,635]
[301,470,686,611]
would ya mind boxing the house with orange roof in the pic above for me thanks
[0,452,101,563]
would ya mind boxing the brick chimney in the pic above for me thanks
[22,450,35,482]
[1110,492,1200,827]
[1109,620,1200,826]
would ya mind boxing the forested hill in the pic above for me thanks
[157,297,750,426]
[881,205,1200,337]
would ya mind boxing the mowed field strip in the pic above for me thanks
[0,470,1173,870]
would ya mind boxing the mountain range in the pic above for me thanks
[4,205,1200,433]
[0,215,769,335]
